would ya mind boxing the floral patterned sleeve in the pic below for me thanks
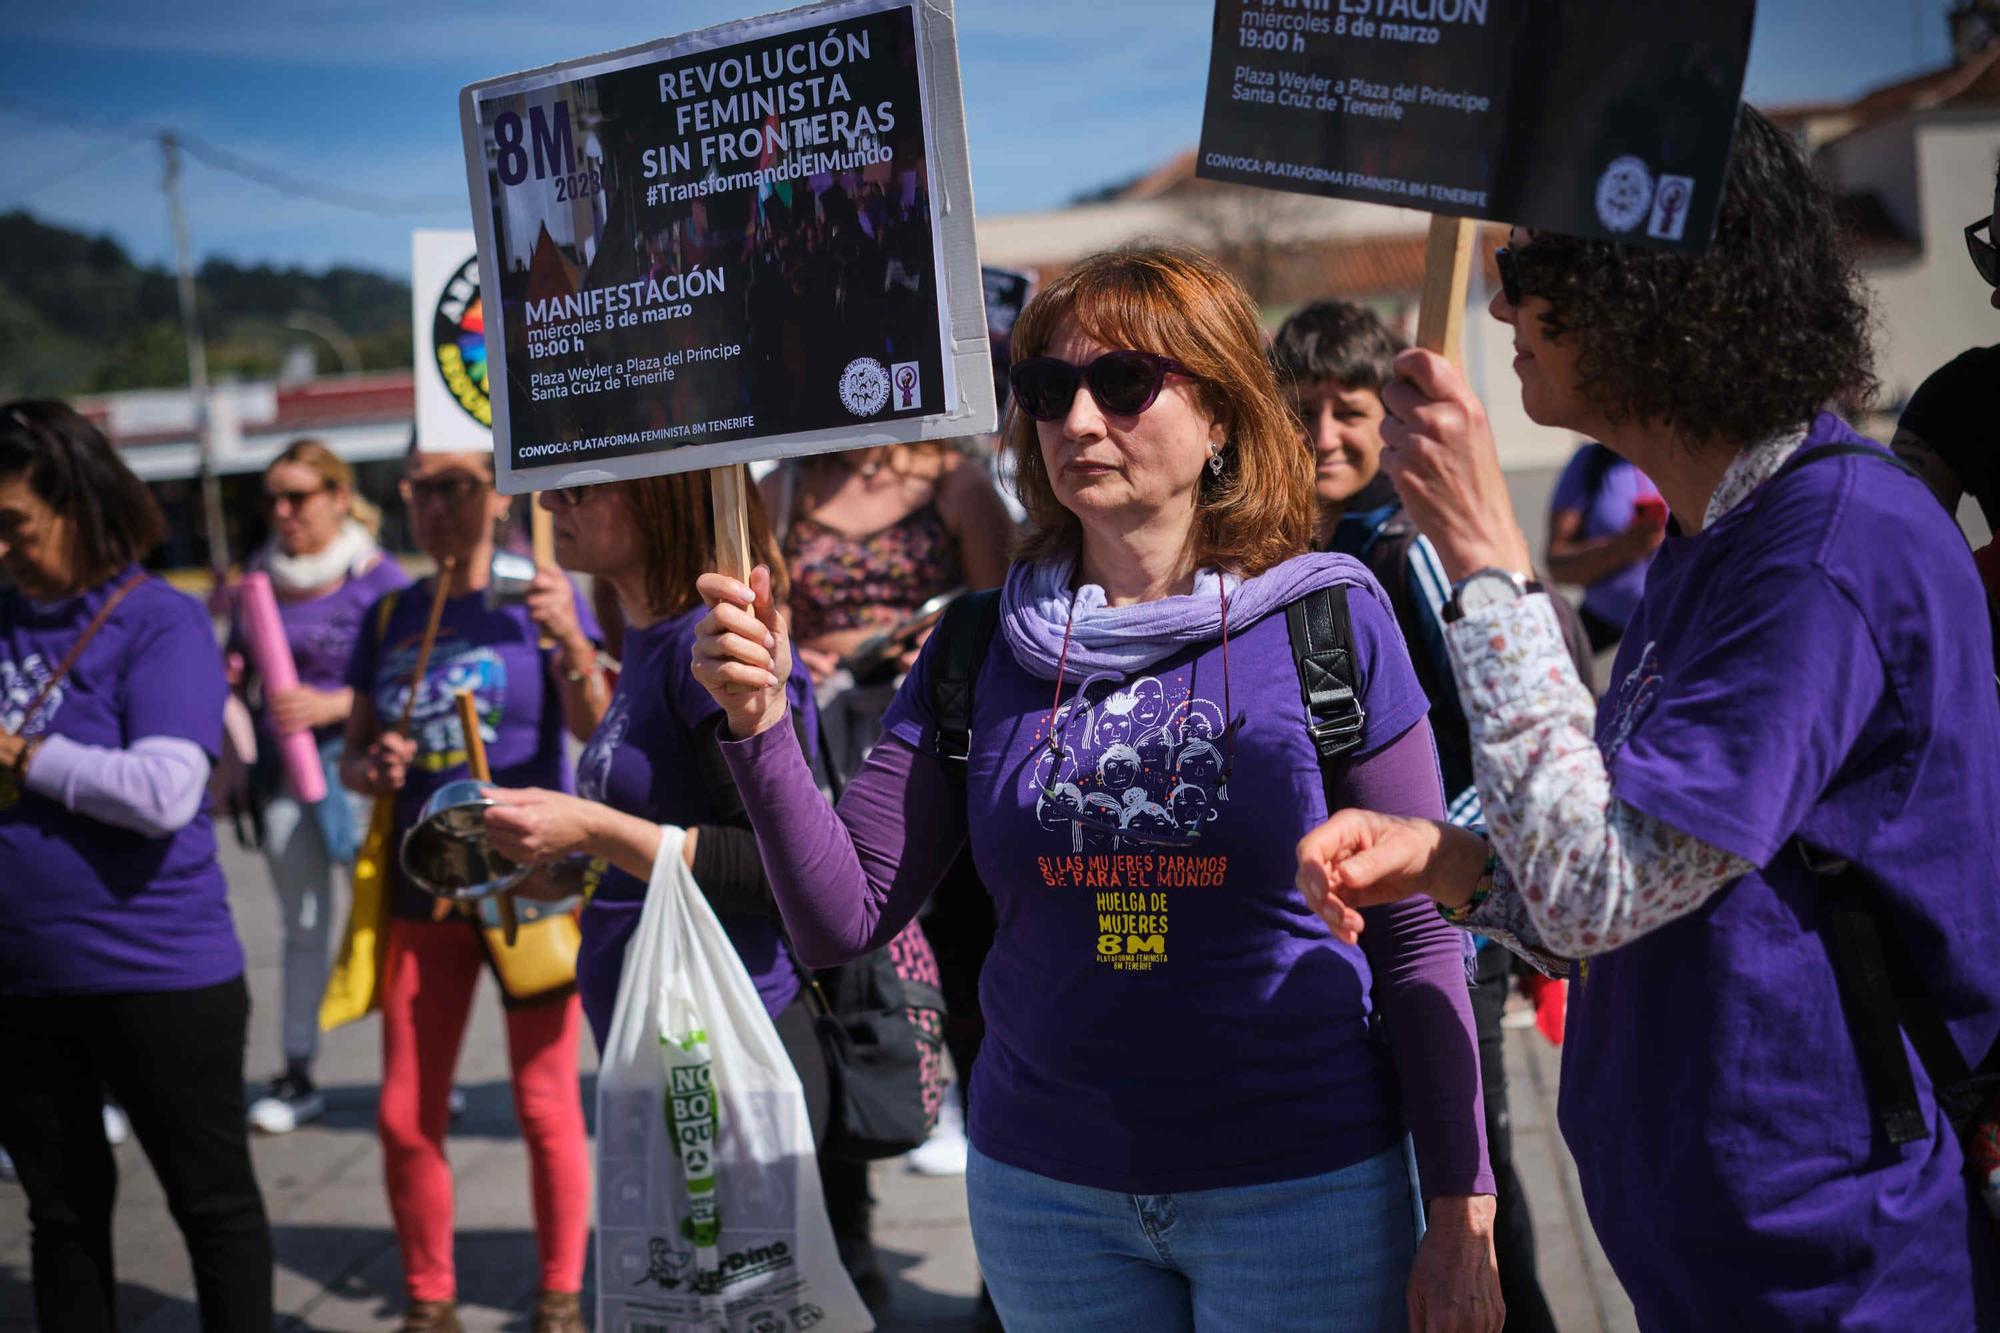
[1439,594,1754,965]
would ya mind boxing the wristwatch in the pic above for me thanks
[1443,567,1544,623]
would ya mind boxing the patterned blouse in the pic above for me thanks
[1449,431,1812,969]
[784,502,964,644]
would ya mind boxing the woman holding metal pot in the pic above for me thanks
[1298,107,2000,1327]
[477,470,823,1069]
[337,442,602,1333]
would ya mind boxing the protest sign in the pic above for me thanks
[981,263,1033,413]
[412,230,493,453]
[459,0,993,496]
[1195,0,1757,254]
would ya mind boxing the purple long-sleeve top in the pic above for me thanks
[723,603,1491,1199]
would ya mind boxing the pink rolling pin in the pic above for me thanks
[238,572,328,803]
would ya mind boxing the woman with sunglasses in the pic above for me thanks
[231,438,409,1136]
[1300,107,2000,1327]
[692,247,1499,1332]
[338,443,603,1333]
[1,400,273,1332]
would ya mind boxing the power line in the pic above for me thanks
[0,96,464,218]
[0,136,145,203]
[172,133,465,216]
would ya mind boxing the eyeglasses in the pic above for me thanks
[1495,246,1526,307]
[544,485,592,509]
[1008,351,1195,422]
[262,484,332,512]
[398,475,487,506]
[1968,217,1998,289]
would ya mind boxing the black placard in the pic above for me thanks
[463,0,990,491]
[1196,0,1757,251]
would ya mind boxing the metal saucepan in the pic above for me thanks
[399,778,533,902]
[485,550,538,613]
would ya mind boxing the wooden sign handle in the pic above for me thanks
[530,502,556,649]
[396,556,457,735]
[454,686,517,943]
[708,463,759,696]
[710,464,754,583]
[1414,214,1478,367]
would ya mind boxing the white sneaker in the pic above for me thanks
[247,1073,326,1135]
[101,1103,130,1146]
[907,1087,968,1177]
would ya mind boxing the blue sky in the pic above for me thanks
[0,0,1959,278]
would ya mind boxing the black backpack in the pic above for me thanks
[928,582,1373,831]
[1768,444,2000,1189]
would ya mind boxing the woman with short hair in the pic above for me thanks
[692,247,1500,1332]
[1300,106,2000,1326]
[234,438,410,1134]
[0,399,273,1332]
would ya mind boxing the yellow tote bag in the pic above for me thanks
[319,590,407,1032]
[319,796,397,1030]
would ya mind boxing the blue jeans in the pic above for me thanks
[966,1142,1421,1332]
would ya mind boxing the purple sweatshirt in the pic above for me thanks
[723,575,1490,1198]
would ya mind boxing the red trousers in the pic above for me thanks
[377,920,589,1301]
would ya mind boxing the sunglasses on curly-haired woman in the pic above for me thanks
[1968,217,1999,289]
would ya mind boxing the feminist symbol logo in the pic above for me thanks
[1647,176,1695,242]
[891,361,921,411]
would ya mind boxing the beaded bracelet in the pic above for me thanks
[1437,845,1500,925]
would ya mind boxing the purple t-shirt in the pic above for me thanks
[1564,416,2000,1327]
[237,557,411,743]
[1,571,244,995]
[880,584,1442,1192]
[1549,443,1662,629]
[346,579,596,919]
[574,607,816,1047]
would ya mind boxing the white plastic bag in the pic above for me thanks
[597,827,873,1333]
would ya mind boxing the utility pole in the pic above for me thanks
[161,133,231,573]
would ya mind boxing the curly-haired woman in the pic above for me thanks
[692,247,1501,1332]
[1299,106,2000,1326]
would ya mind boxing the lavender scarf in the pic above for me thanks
[999,551,1396,681]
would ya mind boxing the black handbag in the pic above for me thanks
[803,929,948,1163]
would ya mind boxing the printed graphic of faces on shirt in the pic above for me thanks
[1029,671,1229,853]
[378,636,507,770]
[1,654,62,736]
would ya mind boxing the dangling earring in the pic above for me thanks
[1207,444,1226,477]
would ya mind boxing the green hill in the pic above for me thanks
[0,210,413,398]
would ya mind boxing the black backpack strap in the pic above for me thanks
[1807,841,1986,1144]
[1286,586,1367,807]
[929,589,1001,783]
[1772,442,1923,487]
